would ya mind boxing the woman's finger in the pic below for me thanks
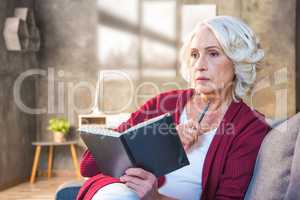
[180,136,190,147]
[177,124,196,144]
[181,134,197,149]
[125,168,152,180]
[121,169,158,199]
[177,121,202,150]
[120,175,145,186]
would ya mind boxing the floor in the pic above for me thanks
[0,177,82,200]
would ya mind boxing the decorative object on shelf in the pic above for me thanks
[78,114,106,128]
[14,7,40,51]
[14,7,36,29]
[48,118,71,143]
[3,17,29,51]
[3,7,40,52]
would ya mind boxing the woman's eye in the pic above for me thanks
[190,52,199,58]
[209,51,219,57]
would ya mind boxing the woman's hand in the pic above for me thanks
[176,119,204,151]
[120,168,160,200]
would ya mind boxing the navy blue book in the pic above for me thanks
[79,113,189,178]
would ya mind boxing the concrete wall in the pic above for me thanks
[35,0,99,138]
[0,0,38,190]
[240,0,296,120]
[34,0,99,172]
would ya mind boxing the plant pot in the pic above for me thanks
[53,132,66,143]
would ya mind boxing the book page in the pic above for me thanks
[78,126,120,137]
[124,112,170,133]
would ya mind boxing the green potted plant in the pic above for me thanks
[48,118,70,143]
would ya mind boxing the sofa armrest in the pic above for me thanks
[55,180,84,200]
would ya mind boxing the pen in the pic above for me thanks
[197,102,210,123]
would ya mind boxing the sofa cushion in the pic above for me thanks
[245,113,300,200]
[284,125,300,199]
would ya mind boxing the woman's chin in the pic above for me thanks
[194,86,214,95]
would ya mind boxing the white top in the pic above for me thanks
[92,183,139,200]
[158,107,217,200]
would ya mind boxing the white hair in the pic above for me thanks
[180,16,264,100]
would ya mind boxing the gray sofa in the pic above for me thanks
[245,113,300,199]
[55,113,300,200]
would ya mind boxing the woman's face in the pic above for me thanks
[189,25,235,96]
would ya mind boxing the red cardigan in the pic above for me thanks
[77,89,270,200]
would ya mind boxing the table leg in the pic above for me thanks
[47,145,54,178]
[30,145,42,184]
[70,144,81,179]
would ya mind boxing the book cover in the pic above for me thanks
[79,113,189,177]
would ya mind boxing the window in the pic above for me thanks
[142,38,176,78]
[97,26,138,69]
[143,1,176,39]
[96,1,217,102]
[97,0,178,80]
[97,1,217,72]
[181,5,217,41]
[97,0,138,24]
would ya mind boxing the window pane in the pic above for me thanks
[143,1,176,39]
[141,68,176,78]
[142,38,176,69]
[142,38,176,78]
[97,25,138,69]
[97,0,138,24]
[181,5,216,41]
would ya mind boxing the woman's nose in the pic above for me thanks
[193,57,207,71]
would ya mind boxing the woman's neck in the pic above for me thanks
[192,89,233,112]
[185,89,233,129]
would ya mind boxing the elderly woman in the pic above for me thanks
[77,16,270,200]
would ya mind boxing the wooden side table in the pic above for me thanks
[30,141,81,184]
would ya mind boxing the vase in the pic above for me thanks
[53,132,66,143]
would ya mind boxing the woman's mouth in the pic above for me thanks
[196,77,210,81]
